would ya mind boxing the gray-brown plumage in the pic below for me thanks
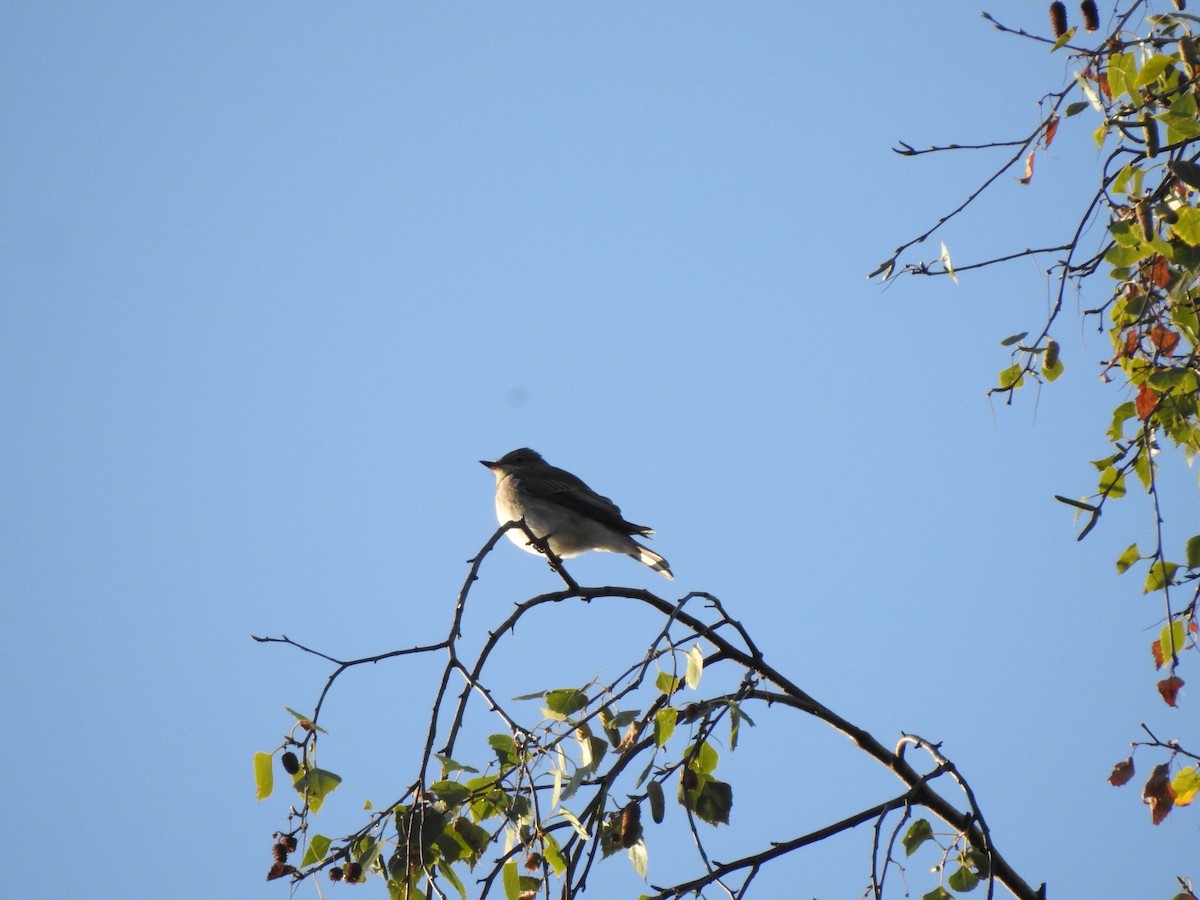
[480,448,673,579]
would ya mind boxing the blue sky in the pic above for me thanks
[3,2,1196,898]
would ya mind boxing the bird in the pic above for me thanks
[480,448,673,580]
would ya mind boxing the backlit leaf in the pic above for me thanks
[254,752,274,801]
[1116,544,1140,574]
[685,645,704,689]
[300,833,331,867]
[1171,767,1200,806]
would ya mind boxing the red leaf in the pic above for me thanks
[1150,256,1171,288]
[1158,674,1184,707]
[1110,757,1136,786]
[1098,71,1112,100]
[1019,150,1036,185]
[1150,325,1180,355]
[1136,382,1158,420]
[1044,114,1060,149]
[1124,328,1140,357]
[1152,638,1166,669]
[1143,763,1176,825]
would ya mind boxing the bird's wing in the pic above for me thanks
[523,469,650,536]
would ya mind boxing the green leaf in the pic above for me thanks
[1043,355,1065,382]
[685,645,704,689]
[922,888,954,900]
[1133,448,1153,489]
[654,707,677,747]
[1000,331,1028,346]
[1116,543,1141,574]
[647,779,665,824]
[253,752,274,801]
[429,780,471,807]
[488,734,520,767]
[1107,52,1136,101]
[559,806,591,841]
[998,364,1025,389]
[1187,535,1200,569]
[544,688,589,717]
[903,819,933,856]
[1172,206,1200,246]
[655,671,681,695]
[1099,466,1126,498]
[948,863,981,892]
[542,832,567,875]
[688,740,719,775]
[501,860,520,900]
[1064,101,1090,117]
[300,833,331,867]
[1107,402,1137,441]
[1134,53,1176,88]
[434,754,479,777]
[1161,620,1187,657]
[1105,242,1151,267]
[1161,107,1200,144]
[436,859,467,900]
[678,773,732,825]
[294,767,342,813]
[1144,560,1180,593]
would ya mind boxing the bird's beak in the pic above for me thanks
[480,459,497,469]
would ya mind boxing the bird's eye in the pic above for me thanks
[512,455,527,464]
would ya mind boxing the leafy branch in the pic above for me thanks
[253,526,1045,899]
[873,0,1200,850]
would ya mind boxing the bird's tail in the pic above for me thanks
[631,543,673,580]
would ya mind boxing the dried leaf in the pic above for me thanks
[1158,674,1184,707]
[1136,382,1158,420]
[266,863,297,881]
[1109,757,1136,787]
[1150,326,1180,355]
[1124,328,1140,356]
[1019,150,1036,185]
[1152,638,1166,669]
[1150,256,1171,288]
[1143,762,1176,825]
[1044,114,1060,148]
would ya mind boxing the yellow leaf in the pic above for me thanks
[1172,767,1200,806]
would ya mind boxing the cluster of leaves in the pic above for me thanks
[874,1,1200,836]
[253,525,1046,899]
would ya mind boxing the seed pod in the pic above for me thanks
[647,779,666,824]
[1044,339,1061,369]
[329,866,344,882]
[1143,114,1160,158]
[1182,38,1200,79]
[281,751,300,775]
[1050,1,1069,36]
[1081,0,1099,31]
[345,861,363,882]
[284,834,298,853]
[1136,199,1155,242]
[620,803,642,848]
[1173,0,1186,11]
[272,842,289,863]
